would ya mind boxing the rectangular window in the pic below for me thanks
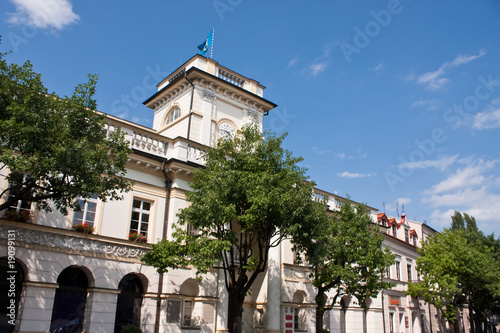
[392,225,397,237]
[396,262,401,280]
[130,198,151,237]
[186,223,199,236]
[166,300,181,323]
[413,236,417,246]
[294,308,299,330]
[183,300,194,327]
[407,264,412,282]
[5,174,32,219]
[72,195,98,228]
[389,313,395,333]
[385,266,391,279]
[405,229,410,242]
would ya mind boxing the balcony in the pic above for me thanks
[105,120,207,166]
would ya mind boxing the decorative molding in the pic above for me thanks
[247,108,259,122]
[203,89,216,102]
[0,225,148,263]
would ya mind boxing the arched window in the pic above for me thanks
[292,291,306,332]
[50,267,89,333]
[166,107,181,125]
[166,279,201,328]
[114,274,145,333]
[0,258,25,333]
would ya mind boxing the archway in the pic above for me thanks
[0,258,25,333]
[50,267,90,332]
[114,274,145,333]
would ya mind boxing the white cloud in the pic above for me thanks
[335,148,367,160]
[7,0,79,30]
[288,57,298,68]
[472,99,500,130]
[417,67,449,91]
[422,157,500,234]
[397,155,458,172]
[414,49,486,91]
[450,49,486,67]
[337,171,376,178]
[312,146,331,156]
[411,99,440,111]
[335,152,347,160]
[423,158,495,195]
[310,62,328,76]
[397,197,412,206]
[370,63,384,73]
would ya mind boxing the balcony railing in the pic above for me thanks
[218,68,245,87]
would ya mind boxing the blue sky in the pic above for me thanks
[1,1,499,236]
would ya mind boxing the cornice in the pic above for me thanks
[145,68,276,113]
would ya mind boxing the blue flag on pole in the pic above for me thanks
[197,30,214,55]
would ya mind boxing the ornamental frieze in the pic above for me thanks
[0,224,148,263]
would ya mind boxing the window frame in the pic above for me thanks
[181,299,196,328]
[166,106,181,126]
[6,173,32,214]
[129,197,153,239]
[72,195,98,228]
[293,307,307,332]
[395,261,401,281]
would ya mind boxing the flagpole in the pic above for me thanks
[210,28,215,59]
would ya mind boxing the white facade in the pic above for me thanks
[0,55,451,333]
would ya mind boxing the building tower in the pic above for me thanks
[143,54,276,146]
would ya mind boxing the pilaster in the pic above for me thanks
[266,238,281,332]
[85,287,120,333]
[17,281,58,333]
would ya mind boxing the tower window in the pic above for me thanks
[166,107,181,125]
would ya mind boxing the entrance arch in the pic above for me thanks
[50,267,90,333]
[114,274,145,333]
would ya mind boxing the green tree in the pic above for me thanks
[408,217,500,333]
[142,124,323,333]
[293,198,395,333]
[0,45,131,215]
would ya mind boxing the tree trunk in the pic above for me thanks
[227,289,246,333]
[315,289,327,333]
[316,306,325,333]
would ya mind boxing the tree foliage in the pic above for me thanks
[292,198,395,332]
[142,123,324,333]
[408,211,500,332]
[0,44,131,214]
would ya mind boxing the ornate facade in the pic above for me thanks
[1,55,452,333]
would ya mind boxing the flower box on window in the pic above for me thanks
[74,222,95,234]
[2,209,32,222]
[129,231,147,243]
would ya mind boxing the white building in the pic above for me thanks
[1,55,450,333]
